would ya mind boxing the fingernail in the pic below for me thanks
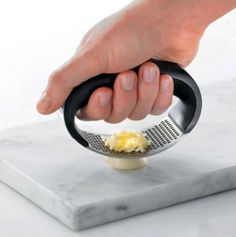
[143,66,157,83]
[99,91,112,106]
[37,92,52,113]
[160,76,171,92]
[121,74,135,91]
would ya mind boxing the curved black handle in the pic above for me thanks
[62,60,202,147]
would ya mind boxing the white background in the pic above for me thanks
[0,1,236,236]
[0,0,236,130]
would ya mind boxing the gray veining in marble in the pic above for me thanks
[1,79,236,231]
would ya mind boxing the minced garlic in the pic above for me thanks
[102,130,150,153]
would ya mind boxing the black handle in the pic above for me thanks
[62,59,202,147]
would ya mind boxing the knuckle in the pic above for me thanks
[105,111,128,123]
[112,105,128,116]
[164,95,173,108]
[129,102,149,120]
[104,117,124,124]
[166,99,173,108]
[151,110,162,116]
[129,113,147,121]
[76,109,89,121]
[48,69,65,86]
[151,105,166,115]
[151,103,170,115]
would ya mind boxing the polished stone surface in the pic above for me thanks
[1,79,236,231]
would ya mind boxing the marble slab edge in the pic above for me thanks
[1,157,236,231]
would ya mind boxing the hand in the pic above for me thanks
[37,0,205,122]
[76,62,174,122]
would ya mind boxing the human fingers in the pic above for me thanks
[77,87,112,120]
[129,62,160,120]
[151,74,174,115]
[105,70,137,123]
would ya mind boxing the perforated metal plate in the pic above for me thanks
[81,132,110,153]
[144,118,181,150]
[79,117,184,159]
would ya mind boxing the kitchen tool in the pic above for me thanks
[1,78,236,231]
[62,60,202,159]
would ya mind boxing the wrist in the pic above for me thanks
[139,0,236,33]
[188,0,236,31]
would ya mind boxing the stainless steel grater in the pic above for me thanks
[61,60,202,159]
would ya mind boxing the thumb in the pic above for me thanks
[36,48,106,114]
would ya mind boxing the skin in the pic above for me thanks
[36,0,236,123]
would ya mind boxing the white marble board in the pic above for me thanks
[0,80,236,231]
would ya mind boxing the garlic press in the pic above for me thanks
[61,59,202,159]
